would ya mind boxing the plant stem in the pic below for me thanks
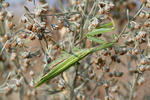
[129,73,140,100]
[79,0,89,40]
[118,4,144,38]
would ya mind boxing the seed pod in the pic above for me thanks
[21,16,28,23]
[128,38,134,44]
[100,61,105,67]
[146,2,150,8]
[26,90,32,96]
[111,85,120,93]
[104,5,111,12]
[5,87,12,93]
[22,52,30,59]
[47,56,51,63]
[70,16,76,21]
[120,48,127,55]
[111,55,117,62]
[29,70,34,76]
[53,44,59,50]
[75,14,80,19]
[45,35,50,41]
[146,13,150,19]
[132,49,139,55]
[14,86,18,92]
[139,65,145,72]
[88,27,92,31]
[134,24,141,29]
[139,12,145,18]
[99,2,105,8]
[140,31,146,38]
[141,0,146,3]
[58,78,65,90]
[16,80,21,87]
[144,22,149,27]
[108,72,113,77]
[77,29,80,33]
[24,59,30,64]
[114,71,123,77]
[140,59,148,65]
[8,21,14,29]
[137,77,145,86]
[41,22,46,29]
[76,1,81,5]
[4,34,10,40]
[37,53,41,57]
[2,2,9,7]
[26,24,33,30]
[136,35,141,41]
[103,81,109,88]
[109,95,115,100]
[145,66,150,70]
[27,0,32,2]
[5,42,11,49]
[116,58,121,63]
[0,37,5,43]
[109,3,114,9]
[76,23,80,29]
[37,34,42,40]
[7,12,14,19]
[31,24,37,32]
[6,48,11,52]
[99,8,104,14]
[11,53,17,61]
[51,24,59,30]
[97,57,103,63]
[76,92,85,100]
[77,75,83,81]
[103,50,111,56]
[57,18,64,24]
[103,66,110,72]
[20,33,27,39]
[24,63,29,70]
[29,81,34,88]
[0,11,5,16]
[66,27,72,33]
[31,90,37,96]
[0,16,4,21]
[29,34,36,40]
[91,18,99,27]
[104,96,109,100]
[18,42,23,47]
[89,70,95,79]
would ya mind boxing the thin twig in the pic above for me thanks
[39,40,45,54]
[41,12,80,17]
[129,73,140,100]
[118,4,145,39]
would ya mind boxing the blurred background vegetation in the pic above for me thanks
[0,0,150,100]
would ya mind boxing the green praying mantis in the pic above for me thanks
[34,18,117,88]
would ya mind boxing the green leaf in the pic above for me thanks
[97,22,113,28]
[86,27,114,37]
[87,36,105,44]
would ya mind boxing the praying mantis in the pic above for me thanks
[34,18,117,88]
